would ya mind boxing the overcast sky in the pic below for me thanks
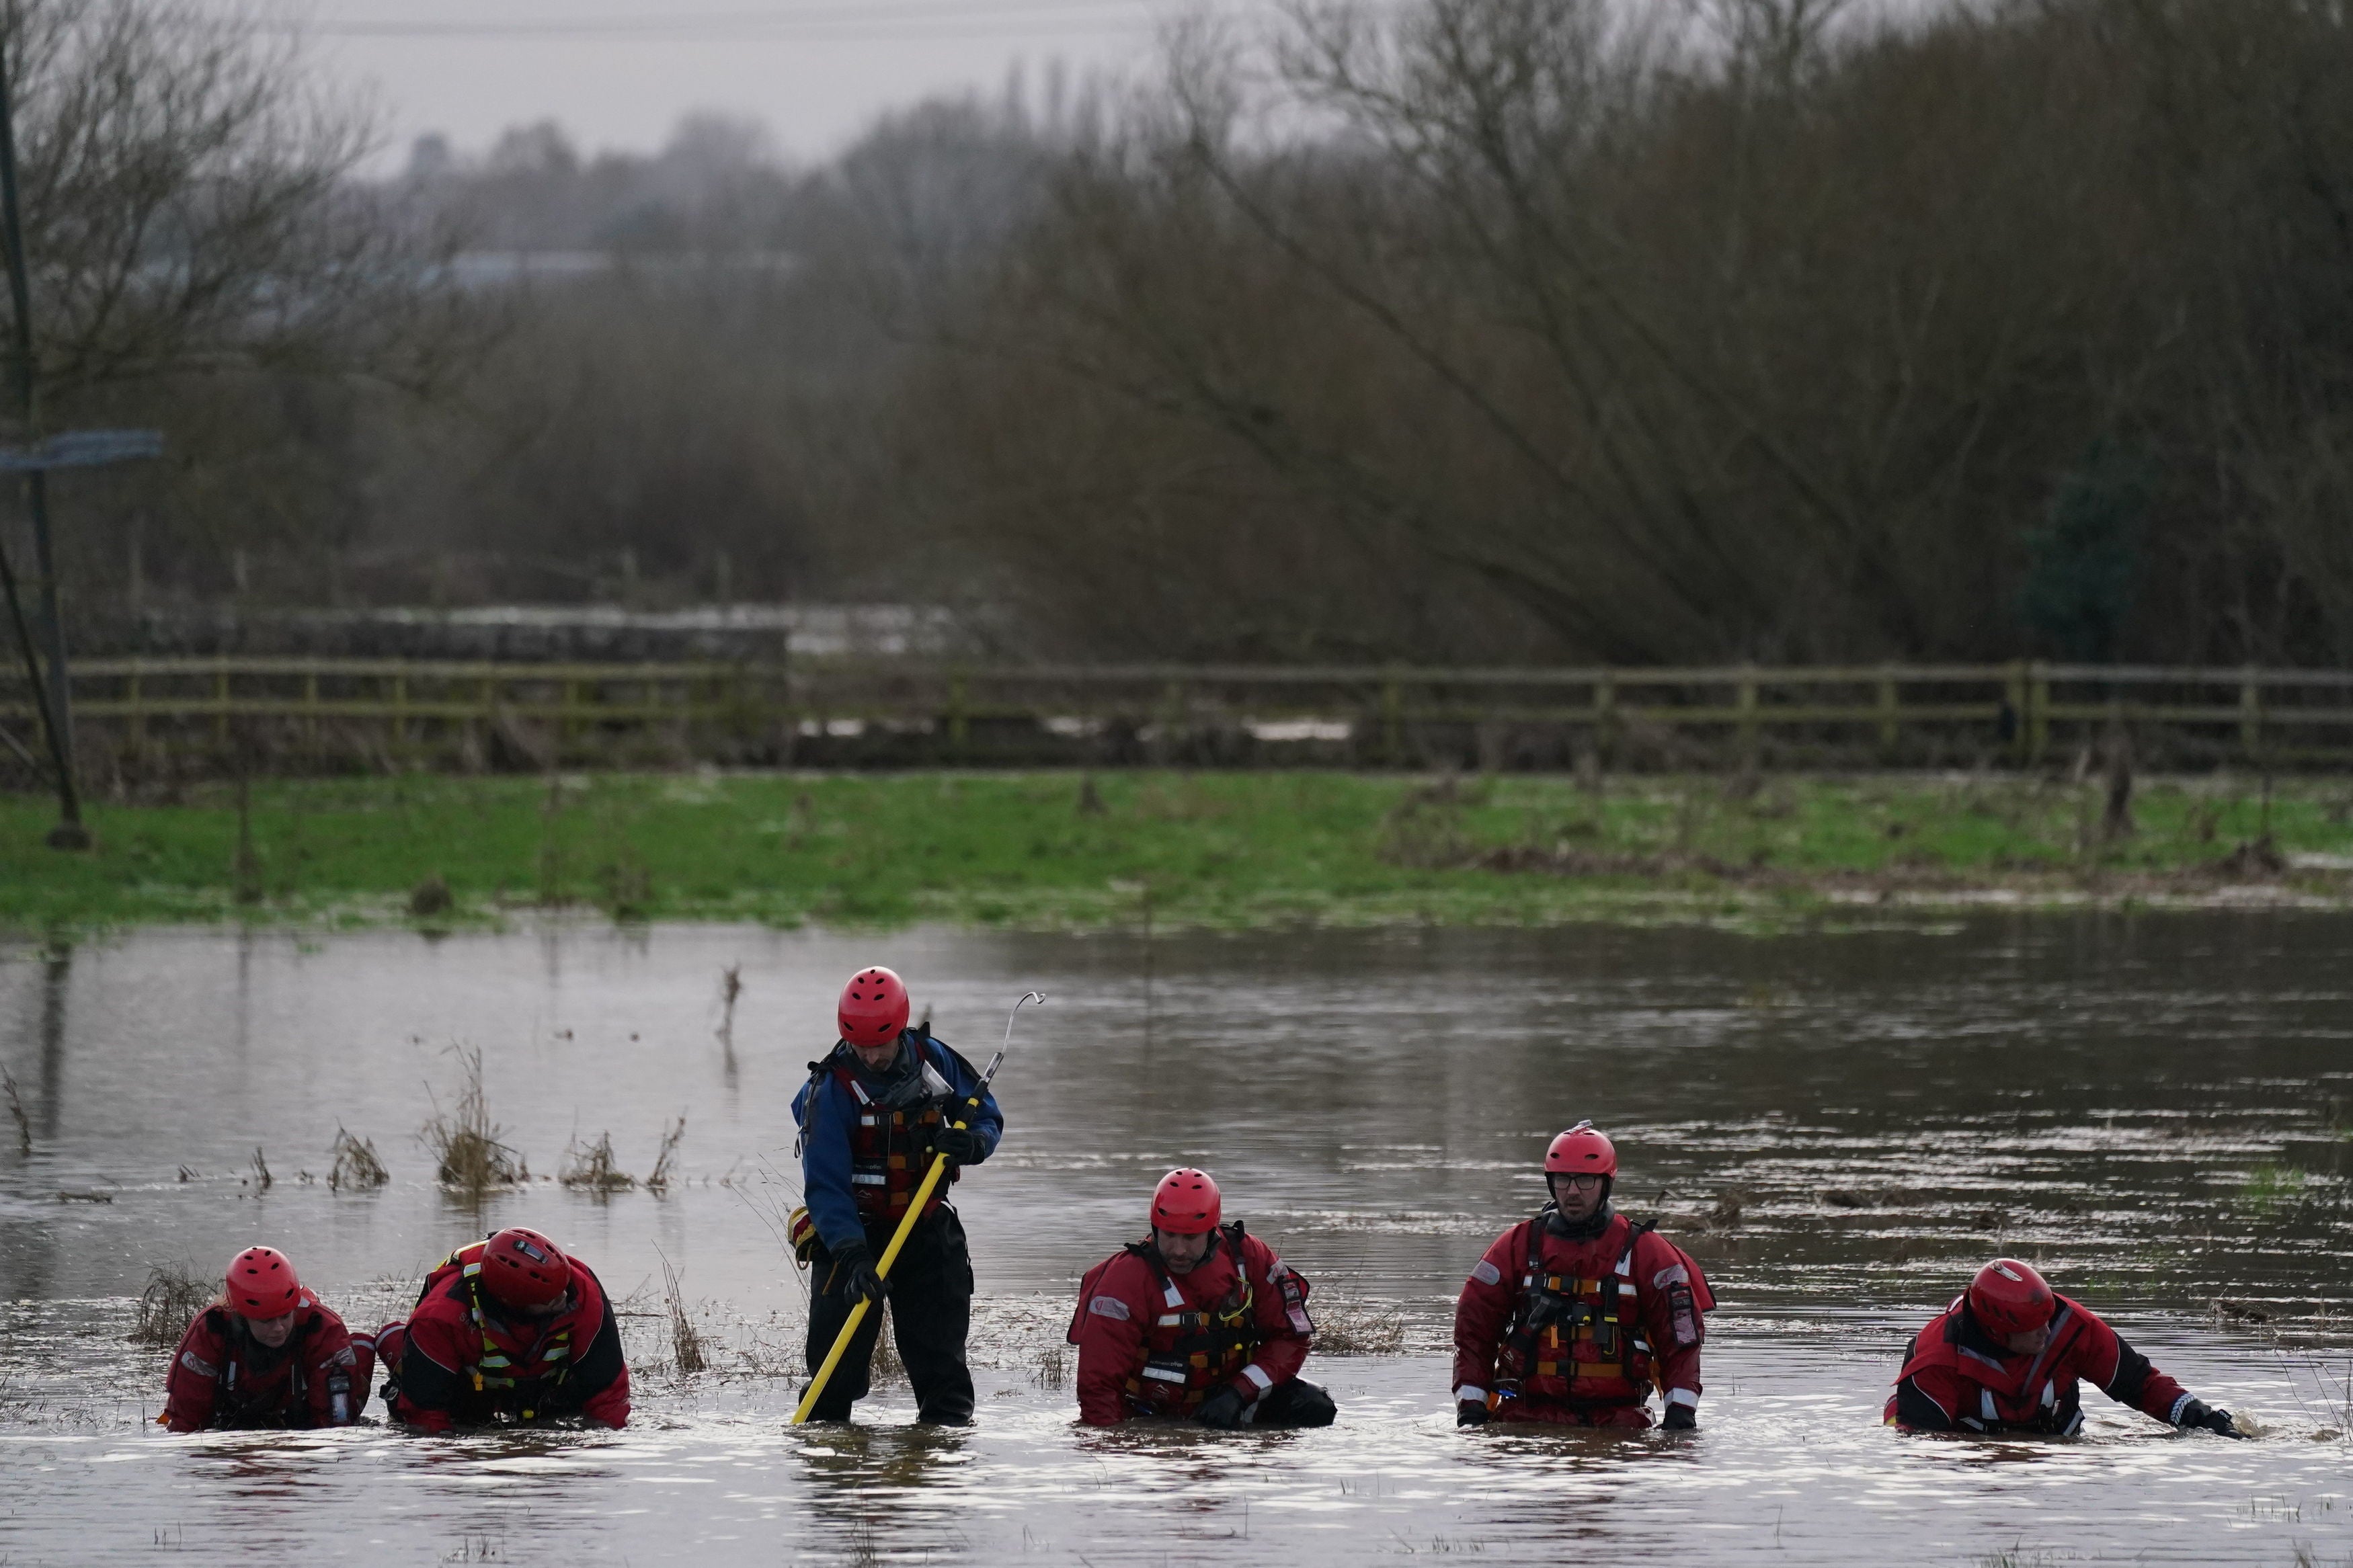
[253,0,1193,168]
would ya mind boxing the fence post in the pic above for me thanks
[2028,663,2050,765]
[1876,667,1899,759]
[1595,673,1617,769]
[1736,665,1760,765]
[2004,661,2029,766]
[1382,674,1404,768]
[2239,669,2262,763]
[391,671,409,760]
[126,660,145,749]
[305,661,321,764]
[212,655,229,749]
[947,669,969,762]
[1158,679,1187,766]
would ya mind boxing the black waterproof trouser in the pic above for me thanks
[804,1205,976,1423]
[1243,1378,1338,1428]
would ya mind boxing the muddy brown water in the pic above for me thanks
[1,916,2350,1565]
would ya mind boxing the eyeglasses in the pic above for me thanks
[1553,1173,1605,1191]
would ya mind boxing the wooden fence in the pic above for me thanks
[4,656,2353,773]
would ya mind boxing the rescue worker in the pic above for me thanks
[793,964,1002,1424]
[161,1245,372,1432]
[1453,1122,1714,1430]
[1068,1167,1336,1429]
[376,1227,630,1432]
[1887,1257,2245,1438]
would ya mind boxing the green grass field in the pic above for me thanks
[1,770,2348,934]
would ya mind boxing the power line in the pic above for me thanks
[275,0,1166,42]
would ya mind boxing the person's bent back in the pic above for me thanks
[380,1228,629,1432]
[161,1246,370,1432]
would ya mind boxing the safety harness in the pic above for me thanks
[1497,1208,1658,1409]
[1125,1222,1259,1413]
[427,1245,575,1421]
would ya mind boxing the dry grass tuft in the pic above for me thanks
[559,1130,636,1194]
[1312,1287,1409,1356]
[421,1045,526,1196]
[647,1116,685,1193]
[407,873,453,918]
[1031,1341,1068,1390]
[248,1146,273,1192]
[132,1263,212,1347]
[659,1251,708,1375]
[868,1304,906,1384]
[329,1126,389,1190]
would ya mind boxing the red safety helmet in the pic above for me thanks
[1966,1257,2056,1337]
[1150,1168,1222,1235]
[479,1227,573,1310]
[224,1245,305,1320]
[1545,1121,1618,1179]
[838,966,910,1048]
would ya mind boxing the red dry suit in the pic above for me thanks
[1068,1223,1316,1427]
[1886,1292,2193,1435]
[161,1298,371,1432]
[382,1241,630,1432]
[1453,1208,1713,1428]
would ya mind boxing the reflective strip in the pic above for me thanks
[179,1350,218,1378]
[1087,1296,1131,1322]
[849,1081,873,1105]
[1470,1260,1503,1287]
[1981,1390,1998,1422]
[461,1262,482,1278]
[1652,1264,1689,1289]
[2042,1380,2056,1410]
[1666,1387,1700,1409]
[860,1115,879,1126]
[1242,1363,1273,1392]
[851,1173,888,1185]
[1455,1384,1486,1403]
[1141,1365,1188,1383]
[1162,1282,1186,1309]
[1156,1315,1185,1327]
[2169,1392,2196,1425]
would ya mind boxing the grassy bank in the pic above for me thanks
[1,770,2350,934]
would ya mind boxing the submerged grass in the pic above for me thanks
[328,1126,389,1191]
[1,770,2350,934]
[422,1046,525,1196]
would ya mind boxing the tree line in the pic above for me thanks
[6,0,2353,668]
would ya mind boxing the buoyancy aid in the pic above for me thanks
[1497,1210,1659,1409]
[1897,1298,2089,1434]
[416,1241,577,1419]
[1076,1223,1265,1414]
[817,1040,961,1224]
[191,1308,347,1427]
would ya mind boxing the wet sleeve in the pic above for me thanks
[1636,1237,1708,1407]
[307,1317,360,1427]
[565,1294,631,1430]
[797,1076,867,1255]
[935,1041,1004,1162]
[161,1317,223,1434]
[1892,1374,1960,1431]
[1074,1266,1150,1427]
[2077,1313,2191,1425]
[1241,1246,1313,1395]
[396,1311,471,1433]
[1451,1228,1523,1403]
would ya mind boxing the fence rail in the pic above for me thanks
[3,656,2352,772]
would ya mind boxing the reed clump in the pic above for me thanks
[660,1252,707,1375]
[421,1046,525,1195]
[132,1263,211,1347]
[559,1131,635,1194]
[647,1116,685,1194]
[328,1126,389,1190]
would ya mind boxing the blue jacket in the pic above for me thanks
[792,1031,1004,1254]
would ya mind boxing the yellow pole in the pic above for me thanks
[788,1003,1031,1428]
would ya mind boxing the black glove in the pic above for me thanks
[1662,1402,1698,1431]
[931,1125,986,1166]
[1195,1384,1250,1430]
[2177,1399,2245,1438]
[1457,1399,1490,1428]
[828,1241,887,1305]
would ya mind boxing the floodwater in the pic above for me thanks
[1,916,2349,1565]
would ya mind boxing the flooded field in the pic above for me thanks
[2,915,2350,1565]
